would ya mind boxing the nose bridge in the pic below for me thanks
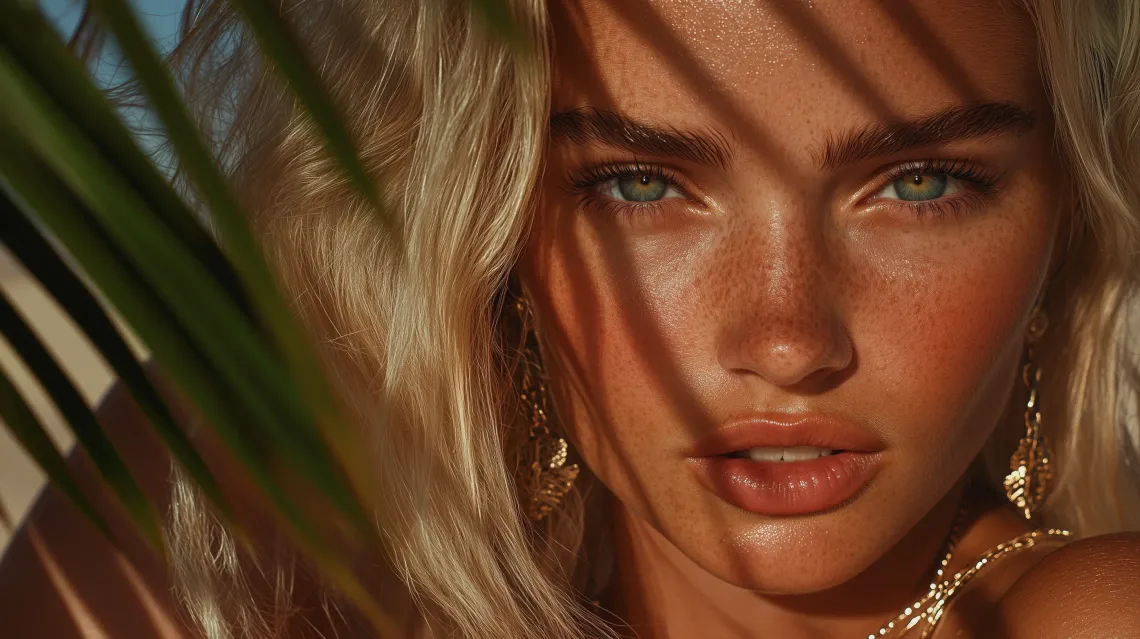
[716,196,851,388]
[757,207,823,315]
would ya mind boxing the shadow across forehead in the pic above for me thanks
[549,0,1044,180]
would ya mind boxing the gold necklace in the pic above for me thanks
[588,502,1070,639]
[870,506,1071,639]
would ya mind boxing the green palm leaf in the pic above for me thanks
[0,41,369,537]
[0,287,164,553]
[228,0,392,227]
[81,0,379,514]
[0,133,395,631]
[0,0,254,320]
[468,0,527,47]
[0,197,236,531]
[0,0,521,634]
[0,365,118,546]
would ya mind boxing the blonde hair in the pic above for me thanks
[150,1,613,636]
[990,0,1140,535]
[90,0,1140,636]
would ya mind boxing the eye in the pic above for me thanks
[877,172,964,202]
[599,172,684,203]
[865,159,1003,219]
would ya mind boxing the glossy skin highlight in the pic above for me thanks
[520,0,1068,634]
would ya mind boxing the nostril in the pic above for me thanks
[719,317,854,389]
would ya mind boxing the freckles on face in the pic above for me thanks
[525,0,1065,592]
[526,189,719,492]
[848,172,1058,474]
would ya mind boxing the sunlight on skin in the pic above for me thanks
[29,525,111,639]
[520,0,1069,636]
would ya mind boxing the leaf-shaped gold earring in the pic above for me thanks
[513,297,579,522]
[1004,306,1054,520]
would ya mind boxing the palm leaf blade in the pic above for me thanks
[0,202,236,528]
[0,48,371,535]
[0,140,397,631]
[0,290,162,552]
[229,0,392,229]
[468,0,526,46]
[0,365,118,545]
[84,0,372,505]
[0,0,254,321]
[0,143,348,544]
[0,0,443,631]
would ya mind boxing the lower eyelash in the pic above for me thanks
[903,191,989,219]
[577,193,669,223]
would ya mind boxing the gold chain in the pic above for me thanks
[870,525,1070,638]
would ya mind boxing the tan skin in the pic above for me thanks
[0,0,1138,637]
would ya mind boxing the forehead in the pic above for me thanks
[550,0,1043,163]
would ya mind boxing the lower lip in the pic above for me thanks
[689,452,882,516]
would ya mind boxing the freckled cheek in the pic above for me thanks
[859,231,1049,449]
[532,226,699,475]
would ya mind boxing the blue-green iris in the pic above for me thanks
[617,174,669,202]
[893,173,948,201]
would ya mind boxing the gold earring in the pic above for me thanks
[513,296,579,522]
[1003,307,1055,520]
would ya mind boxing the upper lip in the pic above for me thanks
[687,412,885,457]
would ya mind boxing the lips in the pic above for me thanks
[686,413,885,516]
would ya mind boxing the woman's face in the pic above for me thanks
[521,0,1067,592]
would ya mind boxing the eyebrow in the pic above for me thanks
[549,107,732,169]
[816,102,1036,170]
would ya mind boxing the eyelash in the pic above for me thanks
[567,158,1004,221]
[873,158,1004,219]
[568,161,687,222]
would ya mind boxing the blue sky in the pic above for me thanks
[39,0,189,161]
[42,0,183,48]
[42,0,185,91]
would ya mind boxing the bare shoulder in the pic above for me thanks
[992,532,1140,638]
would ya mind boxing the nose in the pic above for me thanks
[716,211,853,390]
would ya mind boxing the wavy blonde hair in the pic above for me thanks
[94,0,1140,636]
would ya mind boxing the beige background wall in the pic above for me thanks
[0,246,130,552]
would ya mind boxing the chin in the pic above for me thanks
[675,516,890,594]
[695,548,875,594]
[621,483,927,596]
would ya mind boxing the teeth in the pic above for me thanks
[747,448,785,462]
[747,446,834,462]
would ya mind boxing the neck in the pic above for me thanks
[600,484,973,639]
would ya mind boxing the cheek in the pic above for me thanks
[853,204,1056,455]
[524,212,709,485]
